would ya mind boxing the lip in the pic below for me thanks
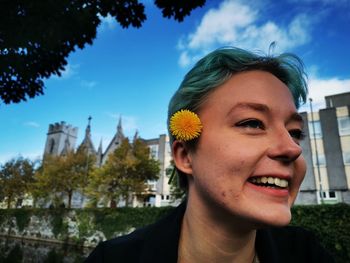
[246,178,290,198]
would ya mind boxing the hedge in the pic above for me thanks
[291,203,350,263]
[0,204,348,262]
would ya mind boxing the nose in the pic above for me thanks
[267,129,303,163]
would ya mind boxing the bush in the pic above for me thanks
[0,203,348,262]
[291,203,350,263]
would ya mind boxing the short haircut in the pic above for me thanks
[168,46,308,189]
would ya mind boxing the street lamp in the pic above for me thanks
[309,98,324,204]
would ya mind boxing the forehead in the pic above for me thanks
[200,70,296,112]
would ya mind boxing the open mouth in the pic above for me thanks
[248,176,289,189]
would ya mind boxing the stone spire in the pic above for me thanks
[100,115,125,165]
[117,116,123,137]
[97,138,103,155]
[96,138,103,167]
[115,116,125,143]
[85,115,92,138]
[79,116,96,155]
[133,130,139,142]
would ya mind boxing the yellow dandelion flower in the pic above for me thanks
[170,109,202,141]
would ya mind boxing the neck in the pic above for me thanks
[178,195,256,263]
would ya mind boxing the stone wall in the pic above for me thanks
[0,210,117,248]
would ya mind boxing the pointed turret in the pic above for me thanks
[102,115,126,164]
[96,138,103,167]
[133,130,139,142]
[78,116,96,155]
[85,116,92,138]
[116,116,124,139]
[97,139,103,155]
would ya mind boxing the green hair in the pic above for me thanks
[167,46,308,188]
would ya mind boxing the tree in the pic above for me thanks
[0,157,36,208]
[87,137,159,207]
[0,0,206,105]
[167,160,186,202]
[35,147,95,208]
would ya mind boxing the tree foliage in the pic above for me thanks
[0,0,206,105]
[167,160,186,202]
[87,137,159,207]
[0,157,36,208]
[34,147,95,208]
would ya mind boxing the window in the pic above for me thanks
[329,191,336,198]
[308,121,322,138]
[49,139,55,154]
[338,116,350,136]
[312,154,326,166]
[149,145,159,159]
[319,191,337,200]
[343,152,350,165]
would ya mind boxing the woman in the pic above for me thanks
[85,47,334,262]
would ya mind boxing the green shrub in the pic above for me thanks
[12,209,31,232]
[0,203,348,262]
[89,206,173,239]
[291,203,350,263]
[50,209,68,239]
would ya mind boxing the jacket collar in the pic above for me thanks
[140,202,186,263]
[139,201,281,263]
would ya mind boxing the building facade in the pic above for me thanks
[43,122,78,156]
[296,92,350,204]
[43,117,173,207]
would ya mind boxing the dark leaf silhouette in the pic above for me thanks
[0,0,205,104]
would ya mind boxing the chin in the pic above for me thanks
[257,208,292,228]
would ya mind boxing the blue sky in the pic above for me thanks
[1,0,350,164]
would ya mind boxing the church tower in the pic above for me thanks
[43,121,78,156]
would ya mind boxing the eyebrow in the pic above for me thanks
[289,112,304,126]
[228,102,304,125]
[228,102,270,115]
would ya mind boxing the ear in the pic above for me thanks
[172,141,193,175]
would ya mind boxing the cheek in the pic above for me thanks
[295,156,307,185]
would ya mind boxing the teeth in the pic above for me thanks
[274,178,280,185]
[250,176,289,188]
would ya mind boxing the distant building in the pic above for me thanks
[296,92,350,204]
[143,134,172,207]
[43,121,78,156]
[43,117,173,207]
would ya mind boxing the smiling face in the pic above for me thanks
[175,70,306,228]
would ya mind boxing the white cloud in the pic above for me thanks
[98,14,118,31]
[178,51,191,68]
[187,0,257,50]
[0,151,42,165]
[52,63,80,79]
[80,80,97,89]
[299,77,350,112]
[178,0,313,67]
[23,121,40,128]
[105,112,139,136]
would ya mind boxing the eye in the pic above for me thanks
[235,119,265,130]
[289,129,305,141]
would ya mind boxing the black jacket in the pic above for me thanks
[85,202,334,263]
